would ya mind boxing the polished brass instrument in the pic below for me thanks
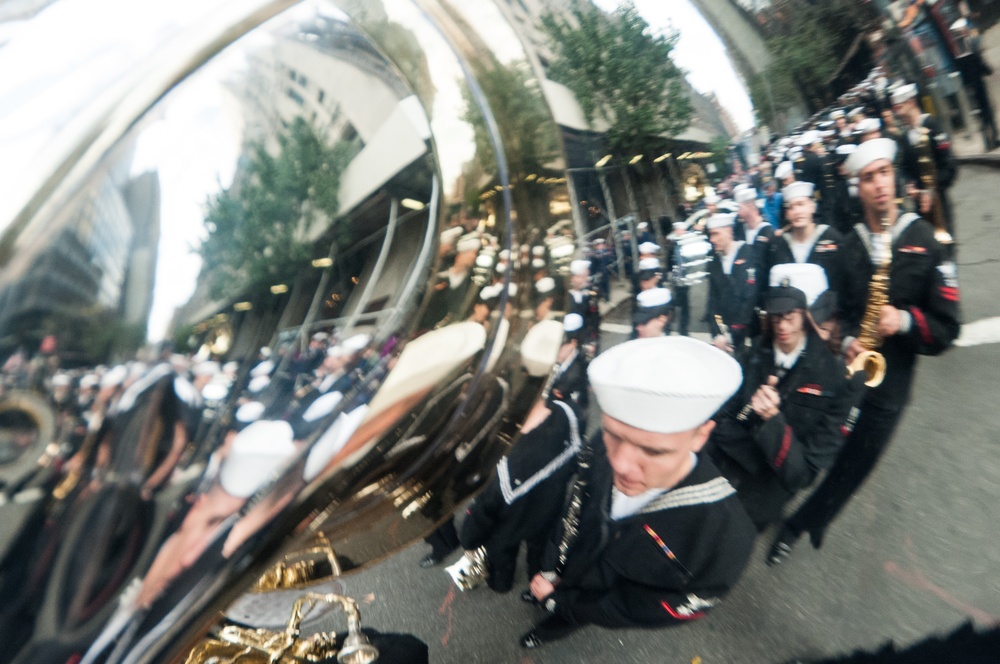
[851,216,892,389]
[916,125,955,246]
[0,1,577,661]
[445,546,490,592]
[186,593,378,664]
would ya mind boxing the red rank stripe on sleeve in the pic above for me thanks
[910,307,933,344]
[797,384,823,396]
[774,425,792,468]
[939,286,959,302]
[899,245,927,254]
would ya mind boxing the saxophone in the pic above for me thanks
[848,218,891,388]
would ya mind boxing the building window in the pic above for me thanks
[287,88,304,106]
[318,89,325,103]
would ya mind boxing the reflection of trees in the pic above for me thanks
[461,60,562,226]
[200,117,357,303]
[541,2,692,157]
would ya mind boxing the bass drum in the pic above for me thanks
[0,0,582,662]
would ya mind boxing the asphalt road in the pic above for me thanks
[315,165,1000,663]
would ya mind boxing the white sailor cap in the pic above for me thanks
[52,373,71,387]
[80,374,99,389]
[847,106,866,119]
[589,337,742,434]
[531,245,546,257]
[633,288,672,326]
[672,221,687,231]
[535,276,556,294]
[734,187,757,204]
[498,249,511,261]
[637,221,649,229]
[326,345,347,359]
[782,181,815,201]
[855,117,881,135]
[302,390,344,423]
[440,226,464,245]
[495,262,507,274]
[202,380,229,402]
[532,258,546,269]
[521,319,563,377]
[570,259,591,275]
[703,192,720,204]
[706,213,736,230]
[303,405,370,482]
[951,17,968,31]
[507,283,518,297]
[638,242,660,255]
[457,235,482,253]
[550,241,575,259]
[767,263,829,314]
[250,359,274,377]
[219,420,296,498]
[830,109,845,120]
[835,143,858,157]
[845,137,897,176]
[365,322,486,421]
[563,313,584,333]
[342,333,371,354]
[101,365,128,389]
[193,361,220,377]
[637,257,661,272]
[248,375,270,393]
[479,284,501,302]
[311,331,329,342]
[259,346,272,358]
[890,83,917,106]
[775,161,794,180]
[475,254,494,269]
[235,400,266,424]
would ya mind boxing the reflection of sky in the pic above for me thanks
[599,0,756,132]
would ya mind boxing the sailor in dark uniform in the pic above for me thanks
[765,181,848,320]
[551,313,590,417]
[734,186,773,270]
[520,336,755,648]
[632,288,672,339]
[664,222,692,336]
[892,83,958,243]
[565,259,601,358]
[706,213,760,360]
[707,263,850,529]
[769,138,960,563]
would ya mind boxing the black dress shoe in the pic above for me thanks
[520,590,538,604]
[767,524,801,567]
[519,615,578,649]
[419,553,441,568]
[808,526,825,550]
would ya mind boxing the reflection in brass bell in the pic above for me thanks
[254,532,342,592]
[185,593,378,664]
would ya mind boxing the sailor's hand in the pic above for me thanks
[530,574,557,601]
[878,305,902,337]
[712,335,733,354]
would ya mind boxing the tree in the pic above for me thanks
[199,117,357,303]
[542,1,693,157]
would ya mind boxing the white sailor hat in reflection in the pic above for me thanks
[302,391,344,423]
[638,241,660,255]
[588,337,742,434]
[250,359,274,377]
[342,333,370,354]
[364,321,486,422]
[303,405,370,482]
[248,375,270,394]
[703,192,719,204]
[637,257,661,271]
[569,259,590,275]
[456,235,481,253]
[536,276,556,294]
[855,117,881,135]
[235,400,266,425]
[521,319,564,377]
[845,137,897,176]
[706,213,736,230]
[101,365,128,389]
[563,313,584,333]
[782,181,814,201]
[774,161,794,180]
[219,419,296,498]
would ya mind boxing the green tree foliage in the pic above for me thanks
[749,0,878,127]
[200,117,356,302]
[542,1,692,157]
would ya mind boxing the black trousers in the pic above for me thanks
[785,400,903,538]
[666,286,690,336]
[425,518,460,558]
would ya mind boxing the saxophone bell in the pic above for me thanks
[846,350,886,388]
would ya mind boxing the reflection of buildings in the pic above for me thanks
[0,160,160,358]
[176,13,434,349]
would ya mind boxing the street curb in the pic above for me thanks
[957,154,1000,168]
